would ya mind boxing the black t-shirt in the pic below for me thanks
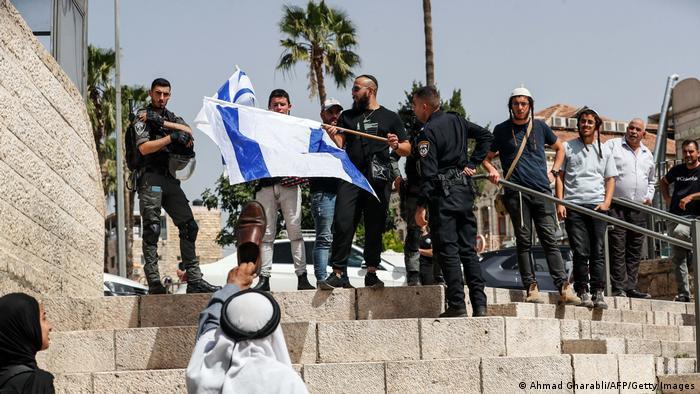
[490,119,558,193]
[309,177,339,193]
[664,164,700,216]
[338,106,407,179]
[405,129,422,186]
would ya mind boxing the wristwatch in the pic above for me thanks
[550,169,560,177]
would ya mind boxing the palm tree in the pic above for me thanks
[423,0,434,86]
[277,0,360,105]
[87,45,116,193]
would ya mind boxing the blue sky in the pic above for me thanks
[88,0,700,200]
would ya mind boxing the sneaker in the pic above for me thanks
[186,279,221,294]
[318,273,346,290]
[558,282,581,306]
[592,290,608,309]
[253,276,270,291]
[525,282,544,304]
[297,272,315,290]
[439,307,468,318]
[148,282,168,295]
[407,271,420,286]
[674,294,691,302]
[578,291,594,308]
[364,272,385,289]
[626,289,651,299]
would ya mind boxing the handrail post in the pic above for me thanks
[691,219,700,372]
[604,225,613,296]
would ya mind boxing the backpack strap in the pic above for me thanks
[0,365,33,389]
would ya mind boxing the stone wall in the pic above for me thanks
[638,258,694,301]
[0,0,104,297]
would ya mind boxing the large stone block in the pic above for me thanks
[678,326,695,342]
[657,373,700,394]
[621,310,648,324]
[274,289,355,322]
[651,300,688,313]
[661,341,696,358]
[115,326,196,370]
[386,358,480,394]
[590,308,622,322]
[643,324,679,341]
[92,369,187,394]
[560,319,580,340]
[53,373,93,394]
[37,330,115,373]
[571,354,618,394]
[590,321,642,339]
[505,317,560,356]
[488,303,536,318]
[617,354,656,394]
[140,293,210,327]
[561,338,624,354]
[303,362,384,394]
[626,339,662,356]
[481,355,573,394]
[420,317,505,359]
[675,358,697,374]
[282,321,317,364]
[356,285,443,319]
[317,319,419,363]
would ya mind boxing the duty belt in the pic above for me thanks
[436,168,467,196]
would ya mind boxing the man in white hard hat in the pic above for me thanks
[482,86,581,306]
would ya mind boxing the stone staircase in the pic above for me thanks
[39,286,700,393]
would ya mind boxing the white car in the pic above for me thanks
[103,273,148,296]
[182,238,407,292]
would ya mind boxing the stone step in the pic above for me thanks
[488,302,695,326]
[43,286,695,332]
[657,373,700,394]
[37,316,697,373]
[55,354,662,394]
[563,338,696,357]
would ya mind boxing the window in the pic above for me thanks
[11,0,53,52]
[56,0,86,95]
[160,216,167,240]
[498,215,507,236]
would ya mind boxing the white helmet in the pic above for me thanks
[510,84,533,99]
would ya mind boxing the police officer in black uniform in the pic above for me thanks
[413,86,493,317]
[134,78,219,294]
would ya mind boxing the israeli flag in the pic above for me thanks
[194,66,257,138]
[200,97,376,197]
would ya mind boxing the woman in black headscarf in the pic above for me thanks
[0,293,55,394]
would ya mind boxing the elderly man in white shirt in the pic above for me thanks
[604,118,655,299]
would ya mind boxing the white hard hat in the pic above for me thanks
[510,84,533,99]
[322,97,343,111]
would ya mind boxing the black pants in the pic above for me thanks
[428,182,486,310]
[330,180,391,270]
[503,190,568,289]
[608,204,647,292]
[565,204,607,293]
[400,184,421,273]
[139,171,201,285]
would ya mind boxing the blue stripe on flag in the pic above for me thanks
[238,71,246,82]
[233,88,255,103]
[217,105,270,181]
[308,128,373,194]
[216,80,231,102]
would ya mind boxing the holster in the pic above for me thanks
[436,168,467,197]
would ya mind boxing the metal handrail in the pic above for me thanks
[497,179,693,250]
[612,197,692,226]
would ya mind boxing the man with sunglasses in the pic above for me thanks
[604,118,655,299]
[320,75,410,289]
[482,86,580,305]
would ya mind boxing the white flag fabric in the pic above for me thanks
[194,66,257,137]
[200,97,375,196]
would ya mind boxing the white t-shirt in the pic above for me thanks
[562,138,618,205]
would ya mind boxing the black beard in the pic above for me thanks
[352,95,370,111]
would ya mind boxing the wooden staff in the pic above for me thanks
[321,123,389,143]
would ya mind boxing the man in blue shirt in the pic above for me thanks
[482,86,580,305]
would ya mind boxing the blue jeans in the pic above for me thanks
[311,191,336,281]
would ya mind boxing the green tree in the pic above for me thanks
[277,0,360,105]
